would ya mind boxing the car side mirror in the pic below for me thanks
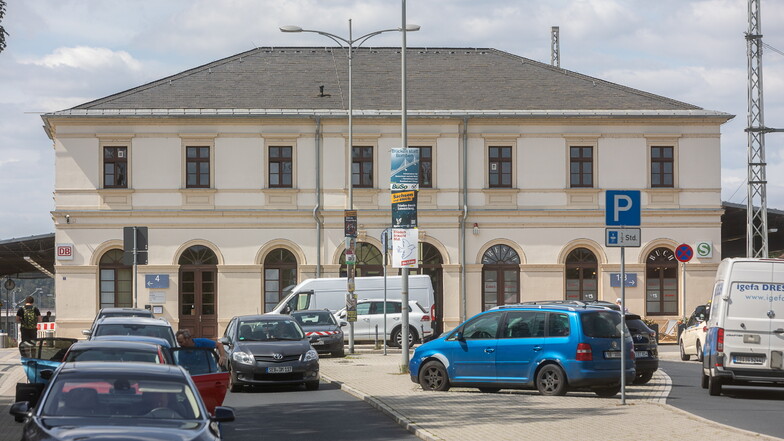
[9,402,31,422]
[218,337,230,346]
[81,329,91,336]
[339,321,348,327]
[211,406,236,423]
[282,305,292,315]
[309,336,319,343]
[456,331,465,341]
[40,369,54,381]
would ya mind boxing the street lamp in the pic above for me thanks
[280,21,420,210]
[281,20,420,355]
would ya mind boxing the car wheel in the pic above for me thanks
[229,368,243,393]
[701,372,709,389]
[696,340,703,362]
[593,384,621,397]
[535,364,568,396]
[305,381,320,391]
[708,375,722,396]
[679,340,690,361]
[419,360,450,391]
[478,387,501,393]
[632,371,654,385]
[391,326,418,348]
[331,348,345,357]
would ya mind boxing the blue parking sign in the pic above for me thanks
[606,190,641,226]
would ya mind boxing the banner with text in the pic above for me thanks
[392,228,419,268]
[391,148,419,228]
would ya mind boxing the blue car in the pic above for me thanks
[409,304,635,397]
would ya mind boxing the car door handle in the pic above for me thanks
[774,328,784,334]
[484,348,495,353]
[393,317,400,321]
[363,318,370,322]
[533,345,543,351]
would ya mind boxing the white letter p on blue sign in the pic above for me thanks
[606,190,641,226]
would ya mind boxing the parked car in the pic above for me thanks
[290,310,346,357]
[410,304,635,397]
[88,317,177,347]
[81,307,155,337]
[702,258,784,396]
[625,314,659,384]
[679,304,709,361]
[220,314,319,392]
[336,299,432,347]
[10,362,235,440]
[63,339,172,364]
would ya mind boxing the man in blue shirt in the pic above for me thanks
[175,329,227,368]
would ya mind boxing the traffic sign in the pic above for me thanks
[606,190,641,226]
[695,241,713,258]
[605,228,641,247]
[145,274,169,289]
[675,244,694,262]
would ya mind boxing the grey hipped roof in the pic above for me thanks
[49,47,730,118]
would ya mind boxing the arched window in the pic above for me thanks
[482,245,520,310]
[178,245,218,265]
[99,249,132,308]
[178,246,219,338]
[339,243,383,277]
[264,248,298,312]
[565,248,598,301]
[646,247,678,315]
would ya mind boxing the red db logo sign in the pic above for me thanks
[56,244,74,260]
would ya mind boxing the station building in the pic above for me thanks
[42,47,733,338]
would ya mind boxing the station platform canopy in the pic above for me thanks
[0,233,55,278]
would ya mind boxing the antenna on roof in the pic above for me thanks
[551,26,560,68]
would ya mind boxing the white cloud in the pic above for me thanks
[22,46,143,72]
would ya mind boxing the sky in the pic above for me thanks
[1,0,783,239]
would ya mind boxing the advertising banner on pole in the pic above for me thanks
[391,148,419,228]
[392,228,419,268]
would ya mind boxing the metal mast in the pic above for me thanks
[746,0,768,257]
[551,26,560,68]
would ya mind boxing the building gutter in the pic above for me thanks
[460,116,468,323]
[313,116,322,277]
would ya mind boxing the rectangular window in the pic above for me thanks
[488,146,512,188]
[103,147,127,188]
[651,146,674,188]
[269,146,293,188]
[186,146,210,188]
[418,146,432,188]
[569,146,593,188]
[352,146,373,188]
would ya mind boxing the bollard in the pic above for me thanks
[374,325,381,350]
[0,332,7,348]
[45,330,55,339]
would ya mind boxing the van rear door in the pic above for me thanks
[725,281,773,368]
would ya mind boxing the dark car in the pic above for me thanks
[290,310,346,357]
[624,314,659,384]
[89,317,177,347]
[63,339,173,364]
[82,307,155,337]
[220,314,319,392]
[10,362,235,441]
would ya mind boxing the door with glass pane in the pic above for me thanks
[481,245,521,310]
[179,267,218,338]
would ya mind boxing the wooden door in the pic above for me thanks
[179,267,218,338]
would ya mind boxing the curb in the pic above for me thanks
[661,403,783,441]
[320,373,442,441]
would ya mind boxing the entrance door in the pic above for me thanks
[179,268,217,338]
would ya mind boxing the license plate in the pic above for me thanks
[635,351,649,358]
[267,366,293,373]
[733,355,765,365]
[311,340,324,345]
[604,351,622,359]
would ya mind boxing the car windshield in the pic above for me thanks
[41,374,202,420]
[94,324,176,347]
[292,312,336,326]
[65,348,162,364]
[580,311,623,338]
[237,319,304,341]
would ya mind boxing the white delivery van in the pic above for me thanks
[270,275,435,318]
[702,258,784,396]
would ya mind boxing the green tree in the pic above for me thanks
[0,0,7,53]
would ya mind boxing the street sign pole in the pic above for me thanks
[133,226,138,308]
[620,245,626,405]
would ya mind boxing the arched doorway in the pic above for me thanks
[339,243,383,277]
[264,248,297,312]
[178,245,218,338]
[646,247,678,315]
[408,243,444,335]
[99,249,132,308]
[481,245,520,310]
[565,248,598,301]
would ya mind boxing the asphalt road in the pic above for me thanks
[662,360,784,439]
[220,381,419,441]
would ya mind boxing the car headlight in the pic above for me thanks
[232,351,254,365]
[302,349,319,362]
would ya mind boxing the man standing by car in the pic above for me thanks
[176,329,227,368]
[16,296,41,344]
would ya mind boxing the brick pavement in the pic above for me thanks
[0,348,24,441]
[320,351,781,441]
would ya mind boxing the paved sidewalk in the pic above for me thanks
[0,347,25,441]
[320,351,781,441]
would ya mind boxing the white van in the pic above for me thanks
[702,258,784,396]
[270,275,436,318]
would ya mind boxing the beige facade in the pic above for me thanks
[48,115,727,339]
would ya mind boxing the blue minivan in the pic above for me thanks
[409,304,635,397]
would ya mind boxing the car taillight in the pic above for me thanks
[576,343,592,361]
[717,327,724,352]
[421,315,430,322]
[702,325,708,333]
[430,304,436,322]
